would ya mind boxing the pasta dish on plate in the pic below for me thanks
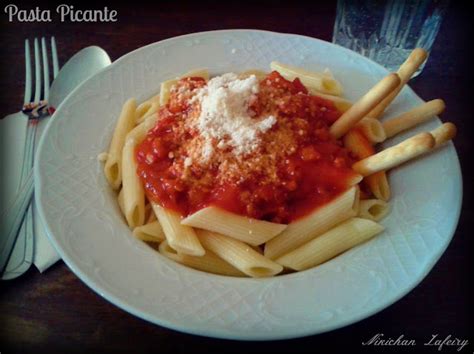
[100,48,456,278]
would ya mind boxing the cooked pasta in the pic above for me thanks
[358,199,390,221]
[100,54,456,277]
[276,218,384,271]
[159,240,244,276]
[181,206,287,246]
[196,230,283,278]
[264,187,359,260]
[104,98,137,190]
[151,202,205,256]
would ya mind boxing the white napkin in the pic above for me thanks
[0,113,61,277]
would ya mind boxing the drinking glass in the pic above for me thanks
[333,0,449,76]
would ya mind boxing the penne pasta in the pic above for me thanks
[276,218,384,271]
[151,202,205,256]
[104,98,137,190]
[430,122,457,148]
[358,199,390,221]
[196,229,283,278]
[330,73,401,139]
[343,128,375,158]
[348,173,364,186]
[270,61,344,96]
[311,91,353,112]
[264,187,359,259]
[355,117,386,143]
[135,101,152,121]
[352,132,435,176]
[343,130,391,200]
[132,221,165,242]
[365,172,391,201]
[159,240,244,277]
[135,94,160,124]
[121,115,159,228]
[126,113,158,141]
[122,140,145,228]
[382,99,445,139]
[181,206,287,246]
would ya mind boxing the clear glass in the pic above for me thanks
[332,0,449,76]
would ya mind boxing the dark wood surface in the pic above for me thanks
[0,2,472,353]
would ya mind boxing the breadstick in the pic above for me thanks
[383,99,445,138]
[352,132,435,176]
[431,122,457,148]
[367,48,428,119]
[330,73,400,139]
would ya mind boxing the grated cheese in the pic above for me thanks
[191,73,276,160]
[184,157,193,167]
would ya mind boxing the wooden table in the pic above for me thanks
[1,2,471,353]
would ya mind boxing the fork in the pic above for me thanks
[0,37,59,276]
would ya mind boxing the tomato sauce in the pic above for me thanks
[136,72,357,224]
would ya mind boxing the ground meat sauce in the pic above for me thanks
[136,71,358,224]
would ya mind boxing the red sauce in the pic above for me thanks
[136,72,357,224]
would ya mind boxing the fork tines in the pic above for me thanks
[22,37,59,118]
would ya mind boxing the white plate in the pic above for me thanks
[35,30,462,340]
